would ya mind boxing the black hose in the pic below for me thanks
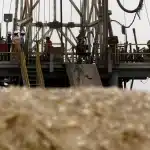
[116,0,144,13]
[111,13,137,28]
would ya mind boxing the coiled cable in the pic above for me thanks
[111,13,137,28]
[116,0,144,13]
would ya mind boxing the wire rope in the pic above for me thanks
[37,0,40,40]
[49,0,50,22]
[1,0,4,24]
[123,0,126,26]
[44,0,46,23]
[9,0,13,13]
[122,0,128,42]
[144,0,150,27]
[33,0,36,39]
[70,3,73,40]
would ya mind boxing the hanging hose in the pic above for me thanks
[111,12,137,28]
[116,0,144,13]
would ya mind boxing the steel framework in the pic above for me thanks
[13,0,111,62]
[1,0,149,89]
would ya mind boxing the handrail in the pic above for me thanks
[36,42,45,87]
[20,51,30,87]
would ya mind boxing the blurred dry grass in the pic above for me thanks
[0,87,149,150]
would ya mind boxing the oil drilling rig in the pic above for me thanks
[0,0,149,89]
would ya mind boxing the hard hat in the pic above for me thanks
[14,30,18,34]
[8,31,11,35]
[21,30,25,34]
[147,40,150,46]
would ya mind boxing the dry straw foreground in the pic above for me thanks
[0,87,150,150]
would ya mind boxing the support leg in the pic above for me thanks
[50,54,54,72]
[109,71,118,87]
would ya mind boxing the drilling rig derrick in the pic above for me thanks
[0,0,149,89]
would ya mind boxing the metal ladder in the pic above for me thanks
[36,51,45,87]
[26,55,44,88]
[20,51,45,87]
[27,56,37,87]
[20,52,30,87]
[23,40,44,88]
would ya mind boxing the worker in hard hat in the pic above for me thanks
[20,30,25,50]
[6,32,12,60]
[11,30,21,62]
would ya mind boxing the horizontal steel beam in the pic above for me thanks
[31,21,101,28]
[118,63,150,69]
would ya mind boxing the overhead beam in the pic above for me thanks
[69,0,82,17]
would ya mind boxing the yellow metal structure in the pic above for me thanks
[36,41,45,87]
[20,51,30,87]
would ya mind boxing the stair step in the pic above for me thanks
[27,67,36,70]
[28,71,36,73]
[27,69,36,72]
[28,74,36,77]
[29,79,36,82]
[30,84,40,87]
[27,67,36,69]
[28,76,36,78]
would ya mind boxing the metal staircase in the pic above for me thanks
[20,51,45,87]
[27,55,45,87]
[19,39,45,87]
[27,65,37,87]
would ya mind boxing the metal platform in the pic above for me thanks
[0,61,149,81]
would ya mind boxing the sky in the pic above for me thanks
[0,0,150,91]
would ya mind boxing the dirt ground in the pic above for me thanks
[0,87,150,150]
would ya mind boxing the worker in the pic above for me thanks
[11,30,21,62]
[142,40,150,55]
[6,32,12,60]
[7,31,12,51]
[76,32,88,63]
[45,36,52,49]
[141,40,150,61]
[43,36,53,61]
[20,30,25,50]
[147,40,150,49]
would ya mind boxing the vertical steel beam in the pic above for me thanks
[13,0,19,32]
[28,0,33,49]
[53,0,57,21]
[103,0,108,58]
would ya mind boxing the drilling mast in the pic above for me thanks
[0,0,149,89]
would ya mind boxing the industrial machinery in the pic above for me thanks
[0,0,149,89]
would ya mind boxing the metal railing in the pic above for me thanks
[36,42,45,87]
[112,43,150,64]
[0,43,150,65]
[20,51,30,87]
